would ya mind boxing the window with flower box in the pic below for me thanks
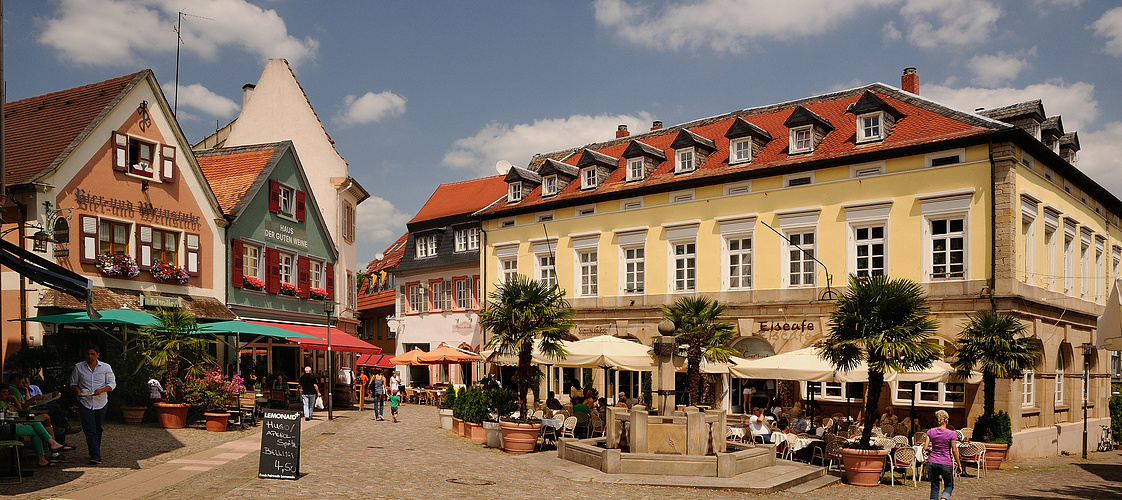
[99,220,130,255]
[151,229,179,266]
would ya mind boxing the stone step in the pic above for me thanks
[785,472,843,493]
[749,461,827,494]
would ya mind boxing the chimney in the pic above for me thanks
[651,120,663,131]
[616,124,629,138]
[242,84,256,107]
[901,67,919,95]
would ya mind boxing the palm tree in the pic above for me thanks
[952,310,1040,442]
[816,275,941,448]
[138,308,214,402]
[479,274,573,420]
[662,296,738,407]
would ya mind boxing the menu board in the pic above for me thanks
[258,409,301,480]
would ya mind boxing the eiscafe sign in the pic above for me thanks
[755,319,820,343]
[264,220,308,249]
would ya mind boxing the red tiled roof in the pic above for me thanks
[357,289,396,310]
[195,146,279,215]
[5,72,142,186]
[365,232,409,274]
[483,85,997,215]
[409,175,508,224]
[358,232,408,310]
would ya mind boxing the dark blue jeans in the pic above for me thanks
[928,462,955,499]
[78,405,107,460]
[374,393,385,419]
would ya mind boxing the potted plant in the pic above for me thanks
[460,386,488,441]
[953,310,1040,469]
[816,275,941,487]
[96,253,140,278]
[115,350,158,423]
[452,386,466,436]
[243,276,265,290]
[440,387,457,430]
[309,288,327,300]
[662,296,738,407]
[150,259,190,284]
[483,387,518,448]
[139,308,215,428]
[480,275,572,451]
[183,366,244,431]
[279,283,299,297]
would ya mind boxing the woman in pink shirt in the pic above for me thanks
[924,409,961,500]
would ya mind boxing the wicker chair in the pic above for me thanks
[880,424,895,436]
[960,427,973,440]
[886,446,918,487]
[559,416,579,438]
[811,440,842,471]
[894,423,910,436]
[780,433,799,461]
[892,435,911,448]
[913,431,928,446]
[959,441,986,477]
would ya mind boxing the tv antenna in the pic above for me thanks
[172,10,214,117]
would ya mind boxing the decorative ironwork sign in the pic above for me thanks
[138,202,200,225]
[75,188,134,213]
[140,294,182,308]
[137,101,152,132]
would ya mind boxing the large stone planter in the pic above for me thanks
[500,421,541,454]
[839,447,890,487]
[204,412,229,432]
[439,409,454,430]
[452,417,464,436]
[483,420,503,448]
[982,442,1008,470]
[154,402,189,429]
[464,421,486,441]
[122,405,147,424]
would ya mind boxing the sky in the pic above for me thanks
[7,0,1122,267]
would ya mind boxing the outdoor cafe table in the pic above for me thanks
[2,413,49,479]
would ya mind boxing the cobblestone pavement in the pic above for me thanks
[8,404,1122,499]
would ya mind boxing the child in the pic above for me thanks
[389,389,400,423]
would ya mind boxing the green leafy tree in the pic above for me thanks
[816,275,941,448]
[952,310,1040,443]
[662,296,738,407]
[480,274,573,420]
[138,308,214,403]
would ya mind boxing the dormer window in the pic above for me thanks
[676,148,695,173]
[857,112,884,143]
[581,167,597,190]
[502,165,540,203]
[627,158,645,181]
[730,138,752,164]
[508,182,522,202]
[542,175,558,196]
[724,117,771,165]
[790,126,813,154]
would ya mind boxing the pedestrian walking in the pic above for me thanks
[372,370,387,421]
[298,366,320,421]
[389,371,400,395]
[69,345,116,465]
[389,389,400,423]
[925,409,962,500]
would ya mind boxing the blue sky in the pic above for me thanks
[7,1,1122,266]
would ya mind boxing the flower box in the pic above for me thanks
[96,253,140,278]
[309,288,327,300]
[279,283,299,296]
[243,276,265,290]
[151,259,190,284]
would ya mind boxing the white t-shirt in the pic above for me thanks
[749,415,769,436]
[389,375,400,392]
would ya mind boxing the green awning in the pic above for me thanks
[197,320,317,339]
[17,309,157,327]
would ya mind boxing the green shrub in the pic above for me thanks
[452,386,465,420]
[1110,395,1122,444]
[973,410,1013,445]
[459,386,489,424]
[484,387,518,421]
[442,387,458,410]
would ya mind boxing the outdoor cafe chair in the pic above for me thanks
[873,437,894,449]
[913,431,928,446]
[847,424,860,436]
[537,422,558,451]
[959,441,986,478]
[574,411,591,438]
[885,446,918,487]
[779,433,798,461]
[591,415,606,438]
[892,435,911,448]
[559,416,578,438]
[880,424,895,436]
[532,409,544,419]
[960,427,973,440]
[811,441,842,472]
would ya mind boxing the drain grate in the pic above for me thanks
[368,446,383,449]
[446,478,495,486]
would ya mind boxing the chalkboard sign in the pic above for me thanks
[258,409,301,480]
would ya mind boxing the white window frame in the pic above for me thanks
[725,181,751,196]
[309,259,323,290]
[277,184,296,221]
[730,137,752,164]
[278,251,294,285]
[508,182,522,203]
[850,161,885,178]
[1044,211,1059,291]
[1055,352,1066,405]
[856,112,885,143]
[789,125,813,154]
[455,228,480,252]
[126,135,157,179]
[844,202,890,278]
[626,158,645,181]
[675,147,696,173]
[536,253,556,287]
[719,217,755,291]
[853,224,886,278]
[665,223,699,293]
[892,381,966,408]
[581,167,597,190]
[500,258,518,282]
[1021,197,1037,283]
[920,193,971,282]
[542,175,558,196]
[577,250,598,296]
[1063,225,1075,295]
[1096,238,1105,303]
[784,172,814,187]
[778,210,819,289]
[499,218,515,228]
[670,189,695,204]
[1113,246,1121,282]
[407,283,426,314]
[1081,230,1091,299]
[496,244,519,283]
[925,148,966,168]
[415,234,437,259]
[617,230,647,295]
[455,277,474,310]
[804,381,864,402]
[1022,369,1036,408]
[620,197,643,210]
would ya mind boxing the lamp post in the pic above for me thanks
[325,299,337,420]
[1082,342,1093,459]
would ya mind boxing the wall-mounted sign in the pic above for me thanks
[140,294,182,308]
[264,220,309,249]
[576,324,610,336]
[452,318,474,336]
[138,202,200,225]
[756,319,820,343]
[74,189,201,225]
[732,336,775,360]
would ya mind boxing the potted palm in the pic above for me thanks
[139,308,215,429]
[952,310,1039,469]
[479,274,573,453]
[816,275,941,487]
[183,366,245,431]
[662,296,738,407]
[440,387,457,430]
[115,350,158,423]
[483,387,518,448]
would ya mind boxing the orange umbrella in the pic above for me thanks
[418,344,483,364]
[390,348,427,366]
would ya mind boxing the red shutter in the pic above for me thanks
[231,239,244,288]
[269,180,280,214]
[136,224,153,269]
[325,262,335,300]
[160,144,176,183]
[185,232,200,276]
[296,190,306,223]
[297,256,310,298]
[265,247,280,294]
[79,215,99,264]
[111,132,128,172]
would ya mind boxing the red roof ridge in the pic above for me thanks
[409,174,508,224]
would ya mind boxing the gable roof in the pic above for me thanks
[783,105,834,130]
[5,72,143,186]
[539,158,579,178]
[408,174,508,225]
[980,100,1046,122]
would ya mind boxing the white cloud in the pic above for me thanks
[882,21,903,40]
[443,112,654,176]
[337,91,407,126]
[163,83,239,118]
[923,80,1098,130]
[899,0,1000,48]
[38,0,318,66]
[1079,122,1122,196]
[356,195,411,258]
[1092,6,1122,56]
[593,0,898,52]
[966,48,1035,86]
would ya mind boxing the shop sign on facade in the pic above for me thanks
[264,220,309,248]
[140,294,182,308]
[755,319,820,343]
[576,324,610,336]
[732,336,776,360]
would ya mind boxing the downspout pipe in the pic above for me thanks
[988,139,998,312]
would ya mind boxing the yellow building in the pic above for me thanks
[478,69,1114,460]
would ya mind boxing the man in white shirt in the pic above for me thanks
[748,407,772,444]
[791,411,810,434]
[70,346,116,465]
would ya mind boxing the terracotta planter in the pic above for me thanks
[204,412,229,432]
[500,421,541,454]
[121,405,147,424]
[439,409,454,430]
[452,417,463,436]
[982,442,1008,470]
[483,420,503,448]
[464,422,486,441]
[839,447,890,487]
[154,402,189,429]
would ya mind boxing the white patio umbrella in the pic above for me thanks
[728,347,872,382]
[1097,278,1122,350]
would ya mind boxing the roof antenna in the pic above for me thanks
[172,10,214,117]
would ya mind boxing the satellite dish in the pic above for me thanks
[375,252,385,261]
[495,160,513,175]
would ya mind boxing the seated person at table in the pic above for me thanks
[749,407,772,444]
[770,401,784,420]
[775,411,789,431]
[16,374,73,444]
[7,374,61,440]
[545,391,563,410]
[791,411,810,433]
[0,385,73,466]
[573,397,591,416]
[569,383,583,402]
[616,392,629,408]
[877,406,898,425]
[811,416,824,436]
